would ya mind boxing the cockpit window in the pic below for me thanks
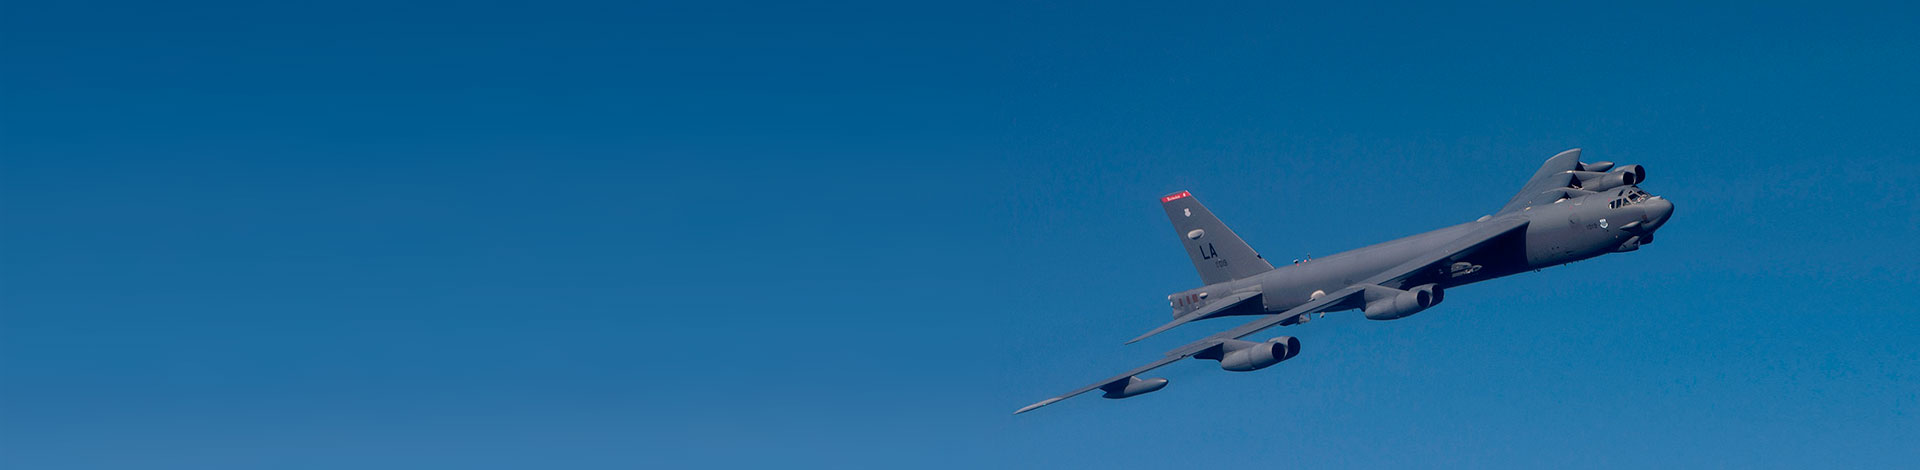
[1610,189,1651,209]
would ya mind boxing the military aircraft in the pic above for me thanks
[1014,149,1675,414]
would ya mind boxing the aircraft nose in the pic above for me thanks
[1644,197,1674,230]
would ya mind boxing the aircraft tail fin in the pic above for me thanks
[1160,191,1274,285]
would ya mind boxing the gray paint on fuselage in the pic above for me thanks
[1171,187,1673,319]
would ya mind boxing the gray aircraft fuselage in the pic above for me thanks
[1170,187,1674,320]
[1014,150,1679,414]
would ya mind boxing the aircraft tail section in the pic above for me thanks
[1160,191,1274,285]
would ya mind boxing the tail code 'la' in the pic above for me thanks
[1160,191,1274,285]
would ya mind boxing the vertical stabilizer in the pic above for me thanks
[1160,191,1274,285]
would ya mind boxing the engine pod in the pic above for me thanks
[1214,337,1302,371]
[1099,376,1169,399]
[1362,284,1443,320]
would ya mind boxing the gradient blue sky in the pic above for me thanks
[4,1,1918,468]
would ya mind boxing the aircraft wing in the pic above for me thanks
[1362,217,1528,289]
[1014,218,1529,414]
[1013,287,1364,414]
[1127,291,1261,344]
[1498,148,1583,214]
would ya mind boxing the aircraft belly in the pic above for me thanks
[1443,236,1532,287]
[1258,239,1437,313]
[1250,221,1526,314]
[1523,208,1576,267]
[1258,267,1309,312]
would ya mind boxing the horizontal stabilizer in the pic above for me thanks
[1127,291,1260,344]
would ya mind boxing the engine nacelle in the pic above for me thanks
[1213,336,1301,372]
[1581,161,1615,172]
[1099,376,1169,399]
[1573,167,1639,192]
[1616,164,1645,185]
[1363,284,1443,320]
[1576,171,1628,191]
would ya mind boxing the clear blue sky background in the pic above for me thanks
[4,1,1918,468]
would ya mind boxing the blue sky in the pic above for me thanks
[4,1,1917,468]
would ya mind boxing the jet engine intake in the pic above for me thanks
[1363,283,1443,320]
[1616,164,1645,185]
[1211,336,1302,372]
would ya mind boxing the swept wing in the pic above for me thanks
[1014,217,1528,414]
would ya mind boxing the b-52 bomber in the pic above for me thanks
[1015,149,1675,414]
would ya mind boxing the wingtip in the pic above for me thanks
[1014,398,1062,415]
[1126,328,1167,344]
[1127,325,1167,344]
